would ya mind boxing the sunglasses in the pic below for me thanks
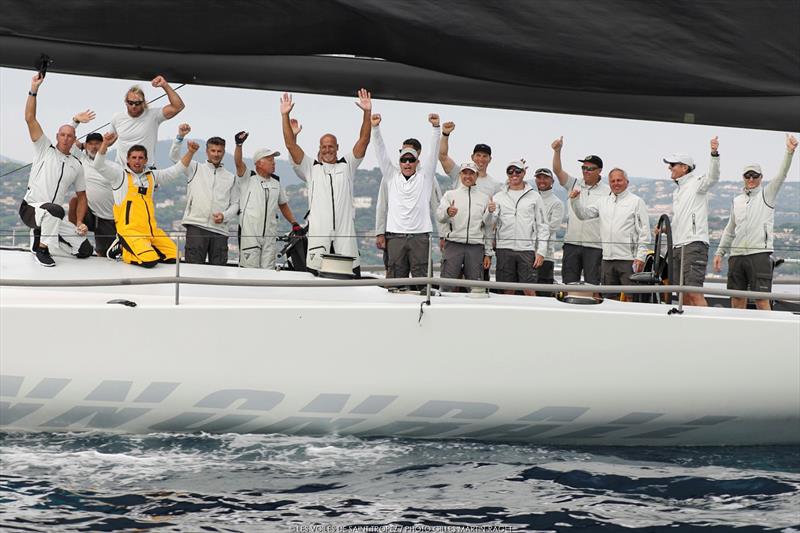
[581,166,599,172]
[506,168,524,175]
[668,162,682,168]
[125,100,144,106]
[743,173,762,180]
[399,157,417,164]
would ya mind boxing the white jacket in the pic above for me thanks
[170,139,239,236]
[538,189,564,261]
[671,156,720,247]
[716,150,794,257]
[436,184,494,245]
[571,189,651,261]
[561,175,611,249]
[494,184,549,255]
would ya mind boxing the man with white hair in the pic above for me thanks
[570,167,650,296]
[110,75,185,166]
[663,136,720,306]
[234,131,301,269]
[714,134,797,310]
[19,73,93,266]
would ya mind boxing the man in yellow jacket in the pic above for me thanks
[93,132,196,267]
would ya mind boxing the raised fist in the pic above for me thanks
[551,136,564,152]
[178,123,191,138]
[235,131,249,145]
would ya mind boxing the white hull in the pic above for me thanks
[1,249,798,445]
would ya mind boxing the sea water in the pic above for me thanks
[0,432,798,532]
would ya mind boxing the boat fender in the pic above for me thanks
[106,299,137,307]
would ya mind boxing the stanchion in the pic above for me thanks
[175,234,181,306]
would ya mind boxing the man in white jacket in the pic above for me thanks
[570,168,650,297]
[663,136,720,307]
[551,137,610,285]
[494,160,549,296]
[437,163,496,287]
[532,168,564,292]
[371,113,441,282]
[233,132,301,269]
[280,90,372,276]
[170,124,239,265]
[713,134,797,310]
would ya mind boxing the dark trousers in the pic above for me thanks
[386,232,430,279]
[441,241,484,289]
[601,259,635,300]
[535,260,556,297]
[185,225,229,265]
[562,243,602,285]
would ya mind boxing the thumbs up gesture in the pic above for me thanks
[447,200,458,218]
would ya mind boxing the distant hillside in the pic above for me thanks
[2,151,799,272]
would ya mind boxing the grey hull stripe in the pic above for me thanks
[0,375,24,397]
[134,382,180,403]
[85,380,133,402]
[349,395,398,414]
[300,393,350,413]
[27,378,71,399]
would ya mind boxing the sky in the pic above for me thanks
[1,67,799,183]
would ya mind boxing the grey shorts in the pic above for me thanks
[727,252,772,293]
[671,242,708,287]
[496,249,536,284]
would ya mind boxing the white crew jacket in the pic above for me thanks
[716,150,794,257]
[560,175,610,249]
[670,155,720,247]
[170,139,239,236]
[571,188,651,261]
[436,184,495,245]
[537,188,564,261]
[493,184,549,255]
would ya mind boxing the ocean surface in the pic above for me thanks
[0,432,798,532]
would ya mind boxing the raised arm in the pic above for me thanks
[551,136,571,188]
[25,74,45,142]
[280,93,305,165]
[152,76,185,119]
[698,136,720,194]
[169,123,191,163]
[568,189,598,220]
[69,109,95,150]
[422,114,442,182]
[94,132,124,186]
[764,134,798,205]
[352,88,372,159]
[370,114,395,176]
[154,141,194,185]
[438,121,457,176]
[233,131,249,177]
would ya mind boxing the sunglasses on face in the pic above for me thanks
[743,173,762,180]
[399,157,417,164]
[668,163,681,169]
[506,168,524,175]
[126,100,144,106]
[581,166,599,172]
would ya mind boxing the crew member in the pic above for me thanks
[663,136,721,306]
[280,89,372,275]
[494,161,549,296]
[234,132,301,269]
[19,73,93,266]
[714,134,797,310]
[570,167,650,297]
[532,168,564,292]
[93,133,194,267]
[170,124,239,265]
[551,136,610,285]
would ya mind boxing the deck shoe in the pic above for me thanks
[34,246,55,267]
[106,237,121,260]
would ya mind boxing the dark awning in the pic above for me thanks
[1,0,798,131]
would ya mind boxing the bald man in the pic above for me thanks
[280,90,372,275]
[19,73,93,266]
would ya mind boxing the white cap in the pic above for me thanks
[459,162,479,173]
[742,163,762,175]
[663,153,695,167]
[399,147,419,158]
[253,148,280,162]
[506,160,527,171]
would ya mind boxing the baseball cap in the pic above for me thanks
[460,162,479,173]
[742,163,762,175]
[662,153,695,167]
[534,167,554,178]
[253,148,280,161]
[506,160,527,171]
[473,143,492,155]
[85,132,103,143]
[399,147,419,159]
[578,155,603,168]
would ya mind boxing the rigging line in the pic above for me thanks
[0,83,187,179]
